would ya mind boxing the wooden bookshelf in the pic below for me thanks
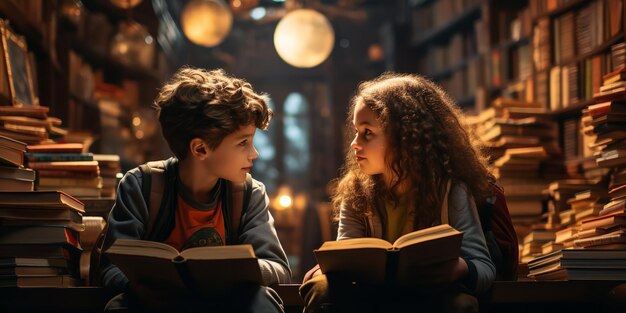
[411,3,482,48]
[0,0,48,57]
[71,38,161,81]
[557,34,625,69]
[532,0,592,23]
[428,54,480,80]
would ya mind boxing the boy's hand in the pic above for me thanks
[409,257,468,285]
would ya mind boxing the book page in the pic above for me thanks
[316,237,393,251]
[180,244,256,260]
[392,224,461,249]
[106,239,179,259]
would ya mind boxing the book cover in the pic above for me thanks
[0,191,85,214]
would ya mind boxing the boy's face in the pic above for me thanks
[199,124,259,183]
[351,101,390,180]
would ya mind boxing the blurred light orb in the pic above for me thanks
[368,43,384,62]
[110,21,155,68]
[110,0,143,9]
[229,0,259,12]
[181,0,233,47]
[279,195,292,208]
[60,0,83,25]
[250,7,267,20]
[274,9,334,68]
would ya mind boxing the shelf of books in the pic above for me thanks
[460,0,626,281]
[408,0,626,279]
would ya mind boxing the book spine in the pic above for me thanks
[25,153,94,162]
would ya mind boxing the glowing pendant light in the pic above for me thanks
[273,9,334,68]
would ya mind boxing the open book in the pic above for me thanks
[105,240,263,301]
[314,224,463,285]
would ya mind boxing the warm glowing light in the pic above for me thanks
[273,9,334,68]
[279,195,292,208]
[110,0,142,9]
[181,0,233,47]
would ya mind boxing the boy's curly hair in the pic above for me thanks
[332,73,492,230]
[154,67,272,160]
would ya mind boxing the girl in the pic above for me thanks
[300,73,496,313]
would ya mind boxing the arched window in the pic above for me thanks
[251,97,278,191]
[283,92,310,188]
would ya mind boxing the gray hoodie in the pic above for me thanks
[100,157,291,295]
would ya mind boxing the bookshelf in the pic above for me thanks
[0,0,169,167]
[0,0,49,58]
[406,0,626,268]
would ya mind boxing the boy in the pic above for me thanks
[100,67,291,312]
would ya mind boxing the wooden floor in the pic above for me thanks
[1,281,625,312]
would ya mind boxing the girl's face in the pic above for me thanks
[351,101,391,180]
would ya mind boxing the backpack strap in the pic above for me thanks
[440,180,452,225]
[139,161,166,240]
[230,173,253,244]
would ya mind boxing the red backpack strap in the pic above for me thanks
[230,173,253,244]
[488,182,519,280]
[139,161,166,239]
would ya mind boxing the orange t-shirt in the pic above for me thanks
[164,193,226,251]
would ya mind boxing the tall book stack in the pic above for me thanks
[26,143,102,198]
[0,191,84,287]
[0,135,35,192]
[470,98,565,241]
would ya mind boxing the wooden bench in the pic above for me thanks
[1,281,625,312]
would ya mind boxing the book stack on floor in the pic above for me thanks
[0,191,84,287]
[527,249,626,281]
[0,135,35,192]
[546,179,606,227]
[520,229,555,263]
[0,106,66,145]
[540,189,609,255]
[573,209,626,249]
[93,154,121,198]
[25,143,102,198]
[468,98,563,242]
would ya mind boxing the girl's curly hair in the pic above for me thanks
[332,73,492,230]
[154,67,272,160]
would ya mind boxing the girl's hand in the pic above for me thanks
[312,268,323,278]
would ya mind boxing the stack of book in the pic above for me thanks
[528,249,626,280]
[93,154,121,198]
[0,106,66,145]
[540,189,609,255]
[547,179,605,221]
[0,191,84,287]
[468,99,564,242]
[0,135,35,192]
[573,209,626,249]
[25,143,102,198]
[520,230,555,263]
